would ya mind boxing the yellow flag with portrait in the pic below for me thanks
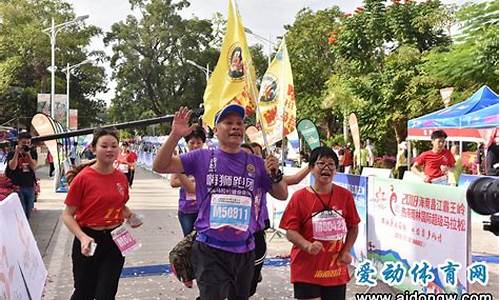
[257,37,296,145]
[202,0,257,128]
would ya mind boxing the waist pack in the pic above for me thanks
[169,231,196,283]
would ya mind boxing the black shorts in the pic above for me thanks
[293,282,346,300]
[191,241,255,300]
[249,230,267,296]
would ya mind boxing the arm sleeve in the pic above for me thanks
[64,174,84,207]
[279,192,302,231]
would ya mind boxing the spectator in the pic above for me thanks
[46,150,55,178]
[411,130,455,184]
[365,139,376,167]
[353,142,368,174]
[395,141,408,180]
[342,143,353,174]
[5,132,38,219]
[486,135,499,176]
[70,141,78,166]
[475,143,485,175]
[332,143,344,172]
[448,143,463,186]
[170,126,206,237]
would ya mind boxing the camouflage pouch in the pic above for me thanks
[169,231,196,283]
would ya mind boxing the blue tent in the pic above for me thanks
[408,85,499,129]
[460,103,499,128]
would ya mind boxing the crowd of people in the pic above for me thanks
[55,105,360,300]
[0,104,497,300]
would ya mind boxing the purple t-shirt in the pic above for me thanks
[178,176,198,214]
[180,148,271,253]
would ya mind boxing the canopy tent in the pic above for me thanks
[460,103,499,128]
[407,85,499,142]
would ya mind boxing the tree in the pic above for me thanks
[284,7,345,139]
[326,0,450,153]
[423,0,499,94]
[105,0,217,126]
[0,0,107,129]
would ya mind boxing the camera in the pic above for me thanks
[22,145,31,152]
[466,177,499,236]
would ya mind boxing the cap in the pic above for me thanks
[214,104,245,124]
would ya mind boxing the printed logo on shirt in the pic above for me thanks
[206,174,255,193]
[116,182,126,197]
[246,163,255,176]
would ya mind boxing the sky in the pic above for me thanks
[65,0,473,104]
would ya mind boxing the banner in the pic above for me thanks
[31,113,69,192]
[53,94,67,128]
[367,177,469,294]
[333,173,368,266]
[37,93,50,115]
[69,109,78,130]
[257,38,296,146]
[297,119,320,150]
[0,193,47,299]
[349,113,360,151]
[202,0,258,128]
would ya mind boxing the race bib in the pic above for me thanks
[111,224,141,256]
[312,210,347,241]
[118,164,129,173]
[209,194,252,231]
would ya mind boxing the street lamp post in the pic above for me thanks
[186,60,211,82]
[43,15,89,119]
[244,27,275,66]
[61,59,92,129]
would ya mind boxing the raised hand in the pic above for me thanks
[171,106,195,138]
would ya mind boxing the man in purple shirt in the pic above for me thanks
[153,104,288,300]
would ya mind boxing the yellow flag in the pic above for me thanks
[257,37,296,145]
[202,0,257,128]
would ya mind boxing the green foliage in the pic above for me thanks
[285,7,345,138]
[105,0,216,124]
[423,0,499,93]
[0,0,107,129]
[324,0,451,154]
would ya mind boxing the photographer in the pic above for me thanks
[6,132,38,219]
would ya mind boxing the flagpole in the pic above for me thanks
[279,38,288,170]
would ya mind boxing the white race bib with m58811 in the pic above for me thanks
[210,194,252,231]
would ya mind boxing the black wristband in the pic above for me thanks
[270,169,283,184]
